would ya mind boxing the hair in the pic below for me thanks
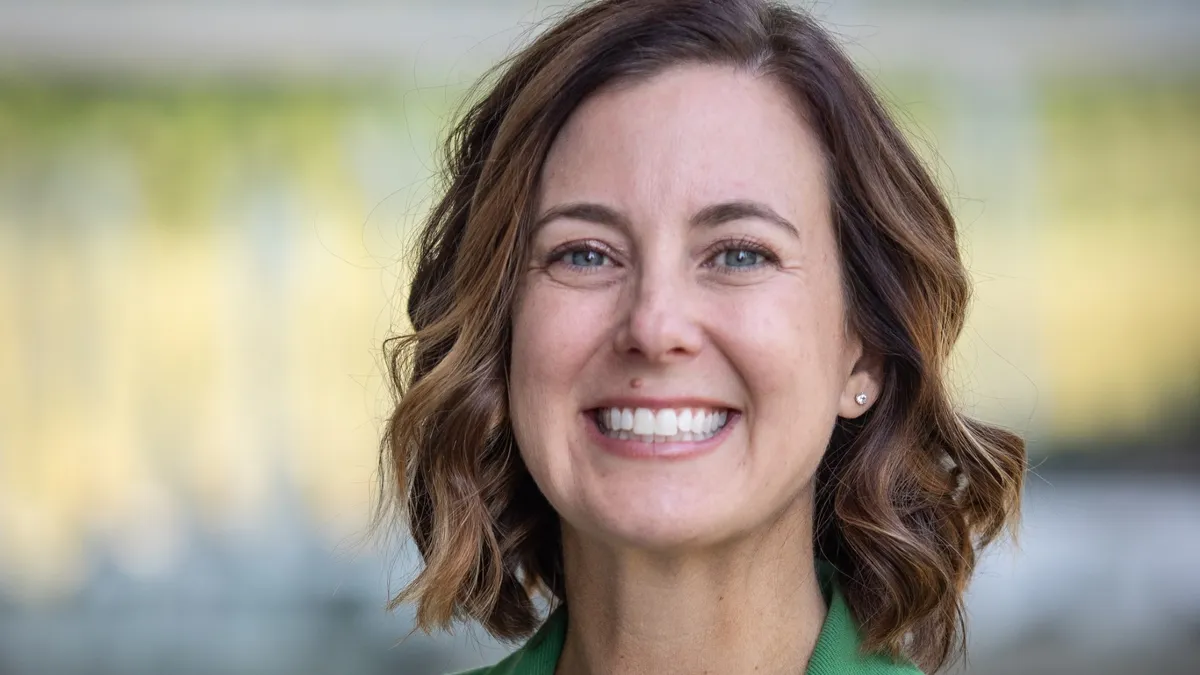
[374,0,1026,671]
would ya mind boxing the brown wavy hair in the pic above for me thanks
[374,0,1026,671]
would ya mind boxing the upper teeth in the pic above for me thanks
[597,407,729,441]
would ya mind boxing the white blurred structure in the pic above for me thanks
[0,1,1197,78]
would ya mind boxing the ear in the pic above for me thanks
[838,340,885,419]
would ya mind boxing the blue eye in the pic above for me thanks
[719,249,764,268]
[564,249,608,267]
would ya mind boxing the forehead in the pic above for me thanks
[538,63,828,219]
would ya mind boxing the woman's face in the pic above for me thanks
[509,64,878,551]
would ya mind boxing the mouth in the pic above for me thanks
[589,405,737,444]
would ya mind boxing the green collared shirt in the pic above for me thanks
[454,565,922,675]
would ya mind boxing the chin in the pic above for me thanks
[561,470,815,556]
[573,489,755,553]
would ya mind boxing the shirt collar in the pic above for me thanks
[475,562,921,674]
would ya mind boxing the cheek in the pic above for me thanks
[726,287,844,385]
[511,283,596,388]
[508,281,612,453]
[718,279,848,439]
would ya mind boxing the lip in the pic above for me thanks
[587,396,741,412]
[582,408,739,460]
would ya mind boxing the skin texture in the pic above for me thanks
[508,64,883,675]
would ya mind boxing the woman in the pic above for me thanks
[376,0,1026,673]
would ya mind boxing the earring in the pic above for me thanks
[854,392,868,405]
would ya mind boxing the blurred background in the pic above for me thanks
[0,0,1197,673]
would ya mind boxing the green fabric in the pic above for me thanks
[453,564,921,675]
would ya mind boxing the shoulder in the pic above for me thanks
[853,652,925,675]
[447,651,523,675]
[444,606,567,675]
[445,644,541,675]
[811,564,925,675]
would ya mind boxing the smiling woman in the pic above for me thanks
[374,1,1026,674]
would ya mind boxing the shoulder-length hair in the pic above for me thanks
[375,0,1026,671]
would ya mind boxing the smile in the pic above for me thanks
[592,406,733,443]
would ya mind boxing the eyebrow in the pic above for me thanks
[692,200,799,239]
[533,199,800,239]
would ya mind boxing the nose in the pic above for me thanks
[612,264,704,363]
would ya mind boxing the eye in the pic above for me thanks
[705,238,777,273]
[717,248,765,268]
[562,248,609,268]
[545,241,617,273]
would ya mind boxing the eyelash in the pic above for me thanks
[546,237,779,274]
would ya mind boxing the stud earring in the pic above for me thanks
[854,392,868,405]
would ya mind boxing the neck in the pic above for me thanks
[555,493,826,675]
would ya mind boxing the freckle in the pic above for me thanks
[630,378,643,388]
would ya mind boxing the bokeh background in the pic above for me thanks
[1,1,1197,673]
